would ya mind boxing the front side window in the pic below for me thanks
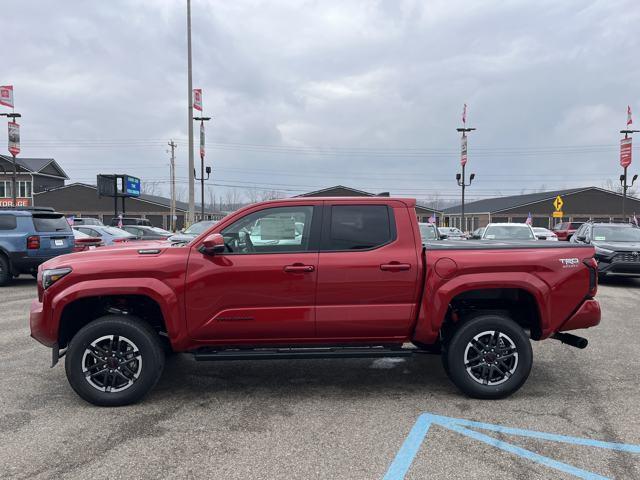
[325,205,394,251]
[221,206,315,254]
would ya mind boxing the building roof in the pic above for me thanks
[443,187,603,215]
[34,183,225,215]
[296,185,389,197]
[0,155,69,179]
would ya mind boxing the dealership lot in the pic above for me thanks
[1,278,639,479]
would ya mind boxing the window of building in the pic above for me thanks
[324,205,394,251]
[0,180,31,198]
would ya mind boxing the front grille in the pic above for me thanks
[613,252,640,263]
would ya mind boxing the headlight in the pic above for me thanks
[594,246,614,256]
[42,267,72,290]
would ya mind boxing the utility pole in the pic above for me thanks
[456,105,476,232]
[168,140,177,231]
[186,0,195,226]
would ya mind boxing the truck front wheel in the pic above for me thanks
[443,314,532,399]
[65,315,165,406]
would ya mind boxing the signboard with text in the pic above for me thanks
[0,85,13,108]
[460,135,468,166]
[8,121,20,156]
[124,176,141,197]
[199,122,205,158]
[620,137,632,168]
[0,198,30,208]
[193,89,202,111]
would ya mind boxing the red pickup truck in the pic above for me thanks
[30,197,601,406]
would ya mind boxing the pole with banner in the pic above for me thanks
[456,104,475,233]
[193,113,211,220]
[620,105,639,221]
[8,121,20,208]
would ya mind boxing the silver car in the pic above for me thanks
[73,225,137,245]
[169,220,218,244]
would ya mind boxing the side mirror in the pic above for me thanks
[440,234,448,240]
[576,235,587,243]
[199,233,225,255]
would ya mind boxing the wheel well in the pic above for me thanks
[58,295,167,348]
[443,288,542,340]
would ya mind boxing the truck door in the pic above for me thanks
[185,204,321,342]
[315,202,420,341]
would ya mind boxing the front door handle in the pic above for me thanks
[380,262,411,272]
[284,264,315,273]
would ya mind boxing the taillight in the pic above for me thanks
[582,257,598,297]
[113,238,127,243]
[27,236,40,250]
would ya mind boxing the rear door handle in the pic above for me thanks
[284,264,315,273]
[380,262,411,272]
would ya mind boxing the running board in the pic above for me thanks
[193,346,416,361]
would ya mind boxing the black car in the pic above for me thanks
[573,222,640,278]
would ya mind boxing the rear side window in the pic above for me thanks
[325,205,394,251]
[32,215,71,232]
[0,215,17,230]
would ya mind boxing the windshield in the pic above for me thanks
[592,226,640,242]
[184,221,217,235]
[151,227,171,235]
[419,224,438,240]
[484,225,535,240]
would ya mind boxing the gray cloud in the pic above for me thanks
[3,0,639,204]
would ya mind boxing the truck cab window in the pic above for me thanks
[325,205,394,250]
[221,206,314,254]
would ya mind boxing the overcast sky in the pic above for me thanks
[3,0,640,205]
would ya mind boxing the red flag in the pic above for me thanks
[627,105,633,126]
[0,86,13,108]
[462,103,467,125]
[193,89,202,112]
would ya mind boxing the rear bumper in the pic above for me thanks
[9,252,58,274]
[558,299,601,332]
[30,299,56,347]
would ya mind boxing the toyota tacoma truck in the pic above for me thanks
[30,197,601,406]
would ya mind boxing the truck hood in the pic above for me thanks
[39,240,177,271]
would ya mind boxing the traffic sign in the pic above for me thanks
[8,121,19,156]
[552,211,563,218]
[553,195,563,211]
[620,137,632,168]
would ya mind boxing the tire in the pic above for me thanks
[0,255,11,286]
[443,314,532,399]
[65,315,165,406]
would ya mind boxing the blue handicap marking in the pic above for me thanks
[383,413,640,480]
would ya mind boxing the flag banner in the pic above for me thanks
[8,121,20,156]
[199,122,205,158]
[627,105,633,126]
[461,135,468,166]
[620,137,632,168]
[193,88,202,111]
[428,213,436,224]
[525,212,532,225]
[0,85,13,108]
[462,103,467,125]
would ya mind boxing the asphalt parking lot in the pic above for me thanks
[1,277,639,479]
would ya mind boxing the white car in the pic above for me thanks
[481,223,537,241]
[532,227,558,241]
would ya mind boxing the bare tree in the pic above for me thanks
[602,178,638,197]
[141,180,162,196]
[175,185,187,203]
[259,189,285,201]
[224,188,243,211]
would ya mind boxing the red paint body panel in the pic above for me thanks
[29,197,601,353]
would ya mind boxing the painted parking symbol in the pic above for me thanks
[383,413,640,480]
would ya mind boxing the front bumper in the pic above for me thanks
[29,299,56,347]
[597,254,640,276]
[558,299,601,332]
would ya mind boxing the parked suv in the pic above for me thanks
[0,208,74,285]
[573,222,640,278]
[553,222,584,241]
[110,217,152,227]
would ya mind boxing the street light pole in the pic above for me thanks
[194,116,211,221]
[456,126,476,232]
[186,0,195,226]
[620,128,639,221]
[1,112,21,209]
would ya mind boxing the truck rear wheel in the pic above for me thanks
[443,314,532,399]
[65,315,165,406]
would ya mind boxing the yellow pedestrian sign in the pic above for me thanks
[553,195,563,211]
